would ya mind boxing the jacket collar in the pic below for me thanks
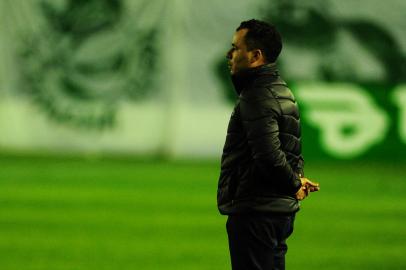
[231,63,279,95]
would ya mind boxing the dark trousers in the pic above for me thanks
[226,213,295,270]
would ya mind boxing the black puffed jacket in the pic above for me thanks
[217,63,304,215]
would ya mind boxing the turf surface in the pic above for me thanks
[0,156,405,270]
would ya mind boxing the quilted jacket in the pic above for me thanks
[217,63,304,215]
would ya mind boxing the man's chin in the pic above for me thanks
[230,68,242,76]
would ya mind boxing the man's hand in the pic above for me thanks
[295,175,320,200]
[301,177,320,194]
[295,186,308,200]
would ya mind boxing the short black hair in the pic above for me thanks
[237,19,282,63]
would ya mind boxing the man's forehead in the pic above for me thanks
[233,28,248,45]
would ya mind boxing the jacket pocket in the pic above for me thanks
[234,163,255,199]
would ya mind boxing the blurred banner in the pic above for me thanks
[0,0,405,160]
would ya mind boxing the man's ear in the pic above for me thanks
[250,49,264,64]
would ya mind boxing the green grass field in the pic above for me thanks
[0,156,405,270]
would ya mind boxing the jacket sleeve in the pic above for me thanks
[239,91,301,195]
[297,156,305,177]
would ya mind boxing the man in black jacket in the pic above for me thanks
[217,19,320,270]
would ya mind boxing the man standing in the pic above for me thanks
[217,19,319,270]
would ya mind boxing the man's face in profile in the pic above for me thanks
[227,28,251,75]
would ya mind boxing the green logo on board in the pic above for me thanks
[17,0,160,129]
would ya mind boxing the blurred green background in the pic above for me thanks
[0,0,405,269]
